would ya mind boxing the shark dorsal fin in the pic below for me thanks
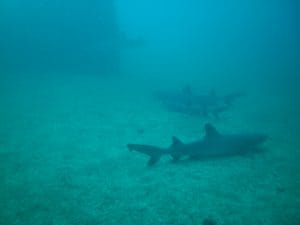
[171,136,183,147]
[204,123,220,139]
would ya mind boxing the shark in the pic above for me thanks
[127,123,268,166]
[155,85,245,119]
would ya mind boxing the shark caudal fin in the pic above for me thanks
[127,144,164,166]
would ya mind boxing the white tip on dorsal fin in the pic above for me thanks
[171,136,183,147]
[204,123,220,138]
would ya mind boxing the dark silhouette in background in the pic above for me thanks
[0,0,127,75]
[155,85,245,119]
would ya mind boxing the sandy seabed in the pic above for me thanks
[0,74,299,225]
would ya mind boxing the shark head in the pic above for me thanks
[243,133,268,146]
[203,123,268,155]
[226,132,268,155]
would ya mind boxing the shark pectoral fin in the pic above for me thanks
[147,155,161,166]
[171,153,181,162]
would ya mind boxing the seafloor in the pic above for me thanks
[0,74,299,225]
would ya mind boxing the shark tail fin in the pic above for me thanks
[127,144,164,166]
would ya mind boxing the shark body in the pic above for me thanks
[127,123,267,166]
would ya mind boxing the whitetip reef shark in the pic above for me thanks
[127,123,268,166]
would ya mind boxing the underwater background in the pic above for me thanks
[0,0,299,224]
